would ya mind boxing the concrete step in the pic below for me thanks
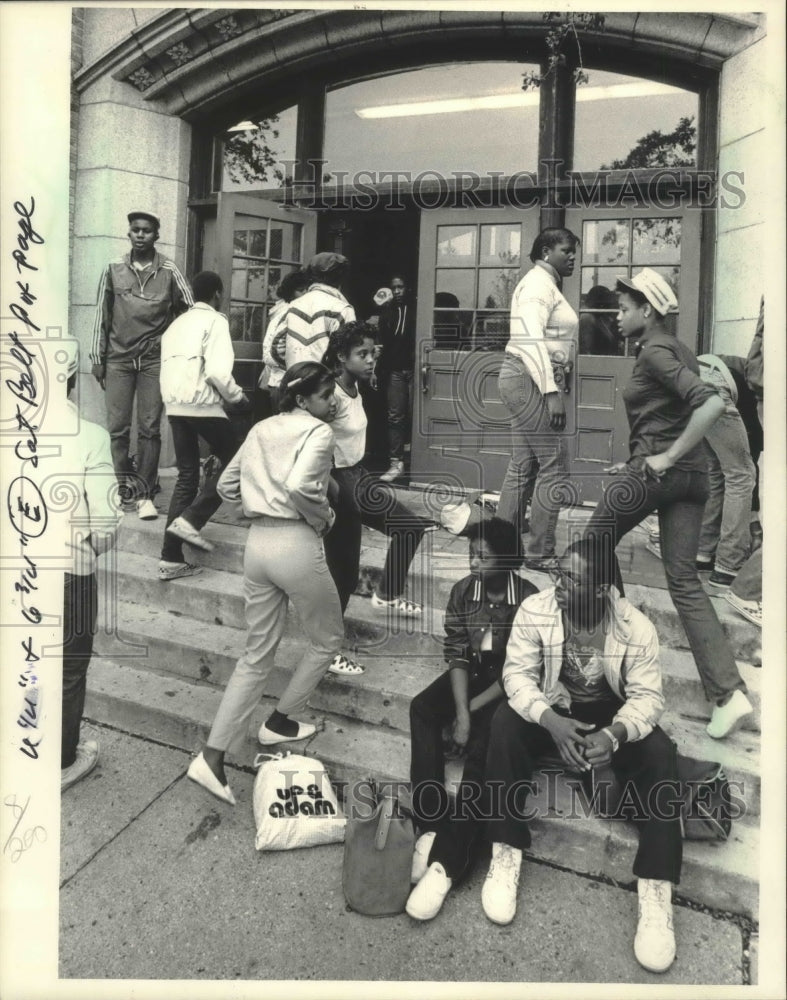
[100,554,763,731]
[84,657,759,918]
[113,517,763,666]
[93,598,761,815]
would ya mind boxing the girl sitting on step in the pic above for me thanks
[406,517,538,921]
[321,322,437,677]
[187,362,344,805]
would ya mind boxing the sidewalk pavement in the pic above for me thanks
[59,724,747,989]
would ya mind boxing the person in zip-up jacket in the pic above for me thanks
[377,274,417,483]
[90,211,193,520]
[158,270,250,580]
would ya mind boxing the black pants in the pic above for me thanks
[409,671,500,882]
[483,701,683,884]
[62,573,98,768]
[162,415,239,563]
[324,463,432,611]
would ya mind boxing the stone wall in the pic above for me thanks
[711,28,768,357]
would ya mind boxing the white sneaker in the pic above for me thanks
[724,591,762,628]
[481,842,522,925]
[706,689,753,739]
[166,516,214,552]
[411,830,437,883]
[61,739,99,792]
[158,560,202,581]
[634,878,676,973]
[406,862,453,921]
[371,592,422,617]
[137,498,159,520]
[379,459,405,483]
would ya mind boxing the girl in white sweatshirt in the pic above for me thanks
[187,362,344,804]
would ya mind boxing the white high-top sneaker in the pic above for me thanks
[481,842,522,925]
[634,878,676,973]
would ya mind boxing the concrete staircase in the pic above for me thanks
[87,490,762,919]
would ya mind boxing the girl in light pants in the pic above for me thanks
[187,363,344,805]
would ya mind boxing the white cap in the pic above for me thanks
[616,267,678,316]
[373,287,393,308]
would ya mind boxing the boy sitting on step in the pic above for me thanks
[406,517,537,921]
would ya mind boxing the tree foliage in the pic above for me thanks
[223,117,287,185]
[522,12,606,91]
[602,116,697,170]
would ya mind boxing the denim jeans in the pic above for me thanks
[62,573,98,768]
[409,670,501,882]
[105,341,163,502]
[496,354,569,559]
[161,415,239,564]
[386,369,413,461]
[324,464,432,610]
[730,548,762,602]
[698,411,756,574]
[483,701,683,884]
[586,463,747,703]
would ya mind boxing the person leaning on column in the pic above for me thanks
[89,210,193,520]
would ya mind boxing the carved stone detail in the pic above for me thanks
[127,66,156,91]
[215,15,242,40]
[165,42,192,67]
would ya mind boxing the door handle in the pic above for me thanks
[421,363,430,394]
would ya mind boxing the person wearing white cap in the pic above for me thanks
[584,267,753,740]
[56,341,122,790]
[90,211,193,520]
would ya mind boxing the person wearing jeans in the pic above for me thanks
[59,342,122,791]
[90,210,193,519]
[481,540,682,974]
[585,268,753,740]
[158,271,250,579]
[497,228,579,568]
[696,355,756,588]
[377,276,416,483]
[406,518,537,920]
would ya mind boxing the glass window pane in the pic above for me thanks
[437,226,476,267]
[248,229,267,258]
[231,268,247,299]
[267,266,283,300]
[435,269,475,310]
[248,305,264,341]
[478,268,519,309]
[579,312,624,356]
[632,218,682,265]
[233,230,248,255]
[582,220,630,265]
[479,224,521,267]
[247,266,266,301]
[432,309,472,350]
[324,62,540,179]
[221,105,298,191]
[229,306,246,339]
[472,311,509,352]
[574,69,698,171]
[581,267,621,300]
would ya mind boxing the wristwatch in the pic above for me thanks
[600,727,619,753]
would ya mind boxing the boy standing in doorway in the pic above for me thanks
[90,211,193,519]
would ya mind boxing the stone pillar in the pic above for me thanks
[69,9,192,470]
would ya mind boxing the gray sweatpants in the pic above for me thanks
[207,519,343,754]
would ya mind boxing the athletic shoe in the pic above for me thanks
[406,862,453,921]
[708,569,735,590]
[411,830,437,883]
[328,652,365,676]
[379,459,405,483]
[371,592,422,616]
[137,498,159,520]
[61,739,99,792]
[696,556,715,572]
[724,591,762,628]
[481,842,522,925]
[706,690,753,739]
[634,879,676,973]
[158,560,202,581]
[166,516,214,552]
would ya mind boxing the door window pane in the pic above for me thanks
[233,230,248,255]
[632,218,682,265]
[479,224,521,267]
[248,229,267,258]
[437,226,477,266]
[436,269,475,310]
[478,268,518,309]
[582,220,630,265]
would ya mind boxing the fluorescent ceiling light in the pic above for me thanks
[355,81,683,120]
